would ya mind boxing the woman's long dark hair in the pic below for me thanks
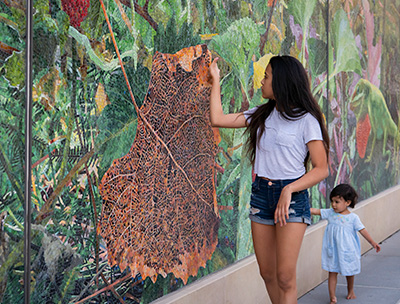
[245,55,329,168]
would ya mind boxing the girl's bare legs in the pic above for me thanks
[275,222,307,304]
[251,222,280,304]
[346,276,356,299]
[328,272,338,304]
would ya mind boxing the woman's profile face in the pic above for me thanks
[260,64,274,100]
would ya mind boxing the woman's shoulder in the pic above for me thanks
[243,104,266,118]
[244,105,260,114]
[281,110,318,126]
[301,112,323,139]
[302,111,319,123]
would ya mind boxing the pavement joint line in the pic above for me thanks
[335,283,400,290]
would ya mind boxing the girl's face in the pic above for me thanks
[261,64,274,100]
[330,196,351,214]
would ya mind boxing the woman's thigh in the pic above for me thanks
[251,221,277,274]
[275,223,307,276]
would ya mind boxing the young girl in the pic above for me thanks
[310,184,381,304]
[209,55,329,303]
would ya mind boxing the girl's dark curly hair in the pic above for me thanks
[330,184,358,208]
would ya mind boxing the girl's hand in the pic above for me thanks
[373,243,381,253]
[209,58,220,84]
[310,208,321,216]
[274,186,293,226]
[359,229,381,253]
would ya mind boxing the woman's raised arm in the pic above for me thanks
[209,58,248,128]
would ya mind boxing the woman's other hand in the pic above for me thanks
[275,186,293,226]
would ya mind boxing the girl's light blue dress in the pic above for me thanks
[320,209,365,276]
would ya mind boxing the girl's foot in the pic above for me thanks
[346,291,357,300]
[330,296,337,304]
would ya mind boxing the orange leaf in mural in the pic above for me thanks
[98,45,219,284]
[356,113,371,159]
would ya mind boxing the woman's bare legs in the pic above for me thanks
[251,221,279,304]
[275,223,307,304]
[346,275,356,299]
[252,222,307,304]
[328,272,338,304]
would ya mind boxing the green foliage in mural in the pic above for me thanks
[288,0,317,64]
[351,79,400,161]
[210,17,264,101]
[154,17,201,54]
[332,9,362,76]
[308,38,327,82]
[2,51,24,88]
[1,0,400,302]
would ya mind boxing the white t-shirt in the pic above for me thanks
[244,106,323,179]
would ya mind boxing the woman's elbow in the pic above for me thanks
[210,118,220,127]
[313,163,329,180]
[210,113,225,127]
[321,166,329,179]
[324,169,329,179]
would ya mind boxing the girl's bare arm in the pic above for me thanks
[310,208,321,215]
[209,58,247,128]
[359,229,381,252]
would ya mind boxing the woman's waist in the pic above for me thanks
[253,163,306,180]
[256,175,302,187]
[257,175,302,182]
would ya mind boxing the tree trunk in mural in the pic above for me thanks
[98,44,219,284]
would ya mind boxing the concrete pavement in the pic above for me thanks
[298,229,400,304]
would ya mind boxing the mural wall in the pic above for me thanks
[0,0,399,303]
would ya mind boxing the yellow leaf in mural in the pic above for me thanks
[114,0,133,33]
[200,33,218,40]
[142,54,153,71]
[33,67,61,111]
[270,24,283,42]
[31,174,39,206]
[32,87,39,102]
[95,83,110,114]
[60,117,66,131]
[253,53,274,90]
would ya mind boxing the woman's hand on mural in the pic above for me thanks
[209,57,247,128]
[274,186,292,226]
[209,58,220,84]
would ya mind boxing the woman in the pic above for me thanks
[209,55,329,304]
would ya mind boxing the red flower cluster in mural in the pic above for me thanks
[356,113,371,159]
[61,0,90,27]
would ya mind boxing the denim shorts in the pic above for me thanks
[249,176,311,226]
